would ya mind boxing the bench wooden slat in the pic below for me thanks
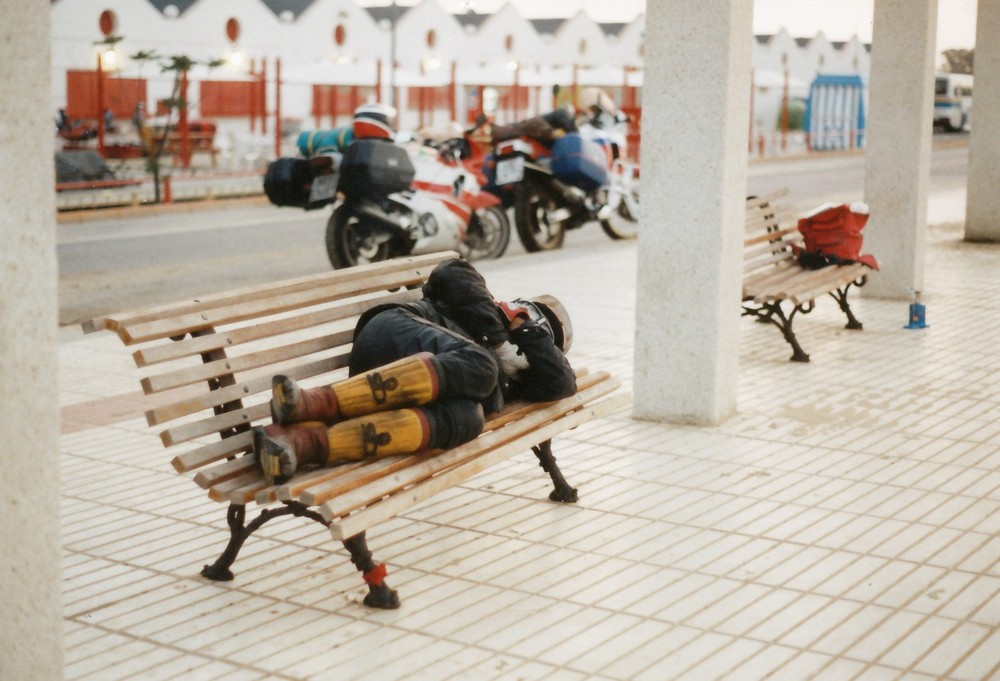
[270,454,435,507]
[161,401,269,447]
[133,288,422,367]
[744,211,787,234]
[743,236,798,262]
[171,430,253,473]
[121,280,394,346]
[115,257,447,346]
[743,226,800,249]
[94,252,454,337]
[769,262,867,302]
[744,248,797,275]
[749,264,839,301]
[267,461,378,505]
[742,260,800,293]
[146,355,345,427]
[140,333,351,395]
[790,263,868,304]
[195,456,255,489]
[746,189,789,210]
[209,472,267,503]
[313,374,620,514]
[328,391,631,540]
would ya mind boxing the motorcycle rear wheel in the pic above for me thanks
[463,206,511,261]
[325,204,403,270]
[514,185,567,252]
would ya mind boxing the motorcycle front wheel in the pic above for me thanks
[463,205,511,261]
[325,203,403,270]
[514,185,567,252]
[600,166,640,240]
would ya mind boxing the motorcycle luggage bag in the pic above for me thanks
[550,133,608,192]
[338,139,415,199]
[264,157,313,207]
[297,127,354,156]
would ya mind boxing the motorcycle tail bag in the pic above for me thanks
[264,157,313,207]
[338,139,415,199]
[550,133,609,192]
[297,127,355,156]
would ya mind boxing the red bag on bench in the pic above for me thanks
[796,202,878,270]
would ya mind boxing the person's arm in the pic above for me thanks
[500,308,576,402]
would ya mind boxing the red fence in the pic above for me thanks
[66,70,145,120]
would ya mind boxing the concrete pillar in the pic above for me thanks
[0,2,62,678]
[633,0,752,424]
[965,0,1000,242]
[863,0,938,297]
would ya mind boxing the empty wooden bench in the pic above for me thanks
[82,251,627,608]
[743,191,875,362]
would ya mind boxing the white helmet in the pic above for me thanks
[513,295,573,353]
[353,103,398,140]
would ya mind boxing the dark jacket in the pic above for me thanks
[354,259,576,411]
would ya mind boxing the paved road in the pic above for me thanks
[58,143,970,329]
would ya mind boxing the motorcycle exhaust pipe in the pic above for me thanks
[348,201,412,238]
[545,176,591,218]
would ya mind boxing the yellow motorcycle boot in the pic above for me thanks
[270,352,439,425]
[254,408,433,484]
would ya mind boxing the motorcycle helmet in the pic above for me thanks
[512,295,573,353]
[579,87,618,116]
[353,103,397,140]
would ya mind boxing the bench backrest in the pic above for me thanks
[91,252,458,476]
[744,191,802,280]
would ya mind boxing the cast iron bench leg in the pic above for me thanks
[829,279,866,330]
[743,301,812,363]
[533,439,578,503]
[201,502,329,582]
[343,531,400,609]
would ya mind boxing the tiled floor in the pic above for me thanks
[59,215,1000,680]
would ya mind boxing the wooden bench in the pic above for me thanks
[82,251,627,608]
[743,191,875,362]
[143,129,220,167]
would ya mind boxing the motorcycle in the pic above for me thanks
[487,102,640,252]
[408,124,511,261]
[263,105,510,269]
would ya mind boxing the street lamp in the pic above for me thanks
[389,1,399,111]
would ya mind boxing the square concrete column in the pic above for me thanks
[633,0,752,424]
[862,0,938,297]
[0,2,62,677]
[965,0,1000,242]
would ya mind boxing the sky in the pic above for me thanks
[395,0,978,52]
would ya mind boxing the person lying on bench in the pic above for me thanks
[253,258,577,486]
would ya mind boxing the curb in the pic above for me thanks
[57,194,270,224]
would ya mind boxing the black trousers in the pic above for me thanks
[349,308,498,449]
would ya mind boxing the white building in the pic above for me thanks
[50,0,872,155]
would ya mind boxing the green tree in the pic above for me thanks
[130,51,224,202]
[940,48,974,75]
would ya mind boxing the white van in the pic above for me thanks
[934,73,973,132]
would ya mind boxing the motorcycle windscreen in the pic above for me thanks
[550,133,609,193]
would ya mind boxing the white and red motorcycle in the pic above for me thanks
[264,105,510,270]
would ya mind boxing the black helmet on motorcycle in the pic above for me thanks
[513,295,573,353]
[353,104,397,140]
